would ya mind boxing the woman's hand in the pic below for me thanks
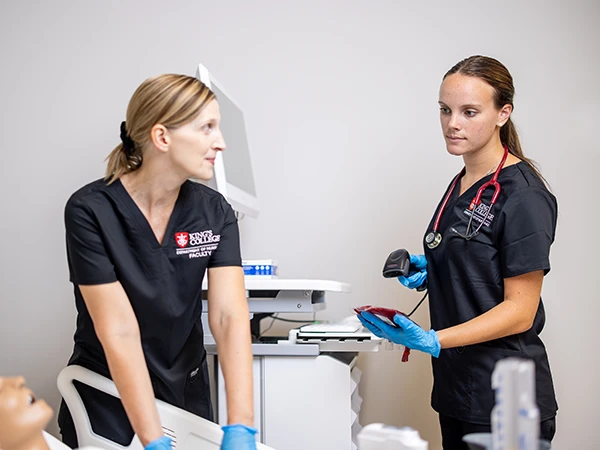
[358,311,440,357]
[221,424,258,450]
[145,436,172,450]
[397,254,428,290]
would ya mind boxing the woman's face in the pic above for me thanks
[0,377,53,449]
[167,99,226,181]
[438,73,510,157]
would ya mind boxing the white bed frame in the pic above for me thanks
[57,365,274,450]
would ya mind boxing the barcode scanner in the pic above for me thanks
[382,249,411,278]
[382,248,427,291]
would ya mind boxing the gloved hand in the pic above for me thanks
[357,311,441,357]
[221,424,258,450]
[397,254,427,290]
[145,436,172,450]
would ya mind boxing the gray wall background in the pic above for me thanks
[1,1,598,449]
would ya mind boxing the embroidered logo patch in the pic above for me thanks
[463,203,495,228]
[174,230,221,258]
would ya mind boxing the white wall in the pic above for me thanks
[1,1,598,449]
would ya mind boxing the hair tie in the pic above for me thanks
[120,121,135,156]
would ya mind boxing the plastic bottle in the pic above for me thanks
[491,358,539,450]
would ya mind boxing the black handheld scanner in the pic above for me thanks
[382,248,427,291]
[382,249,411,278]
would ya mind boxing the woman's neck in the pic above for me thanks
[120,164,183,211]
[462,142,506,182]
[458,141,508,196]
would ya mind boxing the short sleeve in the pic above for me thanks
[497,187,557,278]
[208,199,242,268]
[65,197,117,285]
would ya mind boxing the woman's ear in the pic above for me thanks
[498,104,513,127]
[150,124,170,153]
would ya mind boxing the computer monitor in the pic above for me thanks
[195,63,260,219]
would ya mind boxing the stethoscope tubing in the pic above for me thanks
[428,145,510,245]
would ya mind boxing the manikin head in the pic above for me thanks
[0,376,53,450]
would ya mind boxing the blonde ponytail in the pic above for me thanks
[104,74,215,184]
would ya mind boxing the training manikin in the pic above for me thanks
[0,376,54,450]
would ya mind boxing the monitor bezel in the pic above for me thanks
[195,63,260,219]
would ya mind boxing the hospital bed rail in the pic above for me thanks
[57,365,274,450]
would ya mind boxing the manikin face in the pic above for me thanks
[0,377,53,450]
[167,99,226,181]
[438,73,511,157]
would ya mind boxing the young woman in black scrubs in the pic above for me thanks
[59,74,257,450]
[358,56,558,449]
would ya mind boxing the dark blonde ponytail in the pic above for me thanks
[104,74,215,184]
[105,121,143,183]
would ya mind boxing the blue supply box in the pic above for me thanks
[242,260,278,277]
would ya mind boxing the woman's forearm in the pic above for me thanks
[212,314,254,426]
[102,334,164,446]
[437,297,536,349]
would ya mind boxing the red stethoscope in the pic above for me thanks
[425,145,509,249]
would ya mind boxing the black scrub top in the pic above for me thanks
[58,178,242,445]
[424,162,559,424]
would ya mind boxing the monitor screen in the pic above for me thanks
[194,63,260,218]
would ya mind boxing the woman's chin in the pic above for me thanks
[445,144,468,157]
[191,168,214,182]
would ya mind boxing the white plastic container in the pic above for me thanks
[491,358,540,450]
[357,423,428,450]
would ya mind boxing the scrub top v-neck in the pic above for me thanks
[113,178,189,250]
[423,162,559,424]
[60,177,242,444]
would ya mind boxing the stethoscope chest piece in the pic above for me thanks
[425,231,442,249]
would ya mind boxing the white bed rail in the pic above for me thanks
[57,365,273,450]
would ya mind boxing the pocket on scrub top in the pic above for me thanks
[183,359,213,421]
[466,344,523,420]
[432,347,473,418]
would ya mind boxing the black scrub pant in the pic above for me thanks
[439,414,556,449]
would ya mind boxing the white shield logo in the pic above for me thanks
[175,232,189,248]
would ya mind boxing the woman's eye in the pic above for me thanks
[465,110,477,117]
[440,107,450,114]
[203,123,213,132]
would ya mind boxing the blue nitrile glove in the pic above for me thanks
[145,436,172,450]
[358,311,441,357]
[221,424,258,450]
[397,254,427,290]
[356,313,386,339]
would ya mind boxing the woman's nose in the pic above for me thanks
[214,129,226,151]
[448,113,461,129]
